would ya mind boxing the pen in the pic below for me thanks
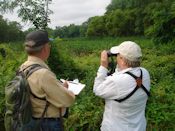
[69,81,79,84]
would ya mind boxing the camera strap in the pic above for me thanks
[114,69,150,103]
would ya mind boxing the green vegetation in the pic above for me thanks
[0,0,175,130]
[0,16,24,42]
[0,37,174,130]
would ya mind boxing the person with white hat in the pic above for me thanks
[93,41,151,131]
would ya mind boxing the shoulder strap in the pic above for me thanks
[125,69,150,96]
[22,64,43,79]
[21,64,47,100]
[23,64,50,118]
[115,69,150,103]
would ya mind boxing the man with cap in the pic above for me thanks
[93,41,150,131]
[21,30,75,130]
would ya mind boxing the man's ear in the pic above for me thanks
[43,44,47,51]
[121,59,126,66]
[39,44,46,55]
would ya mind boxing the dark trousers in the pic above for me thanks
[23,118,63,131]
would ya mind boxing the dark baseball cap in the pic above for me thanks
[25,30,50,48]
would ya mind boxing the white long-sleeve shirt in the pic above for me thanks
[93,66,150,131]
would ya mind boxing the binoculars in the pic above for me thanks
[107,50,117,76]
[107,50,117,57]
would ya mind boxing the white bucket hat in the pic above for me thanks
[110,41,142,61]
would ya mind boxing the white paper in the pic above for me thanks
[60,79,85,95]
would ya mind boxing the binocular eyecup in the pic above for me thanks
[107,50,118,57]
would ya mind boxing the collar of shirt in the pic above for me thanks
[22,56,50,69]
[115,67,136,74]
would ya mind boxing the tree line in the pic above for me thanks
[54,0,175,44]
[0,15,24,42]
[0,0,175,44]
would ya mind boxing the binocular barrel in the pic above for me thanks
[107,50,117,57]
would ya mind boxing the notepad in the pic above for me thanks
[60,79,85,95]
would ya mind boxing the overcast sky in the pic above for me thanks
[2,0,111,29]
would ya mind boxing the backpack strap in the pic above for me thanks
[22,64,44,78]
[22,64,47,100]
[22,64,50,117]
[115,69,150,103]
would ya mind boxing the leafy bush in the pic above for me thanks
[48,40,84,79]
[0,43,25,130]
[144,2,175,44]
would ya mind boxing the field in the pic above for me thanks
[0,37,175,131]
